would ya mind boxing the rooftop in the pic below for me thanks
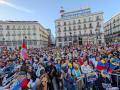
[0,20,39,24]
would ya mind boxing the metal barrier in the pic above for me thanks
[111,74,120,87]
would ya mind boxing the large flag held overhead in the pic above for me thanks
[21,39,28,60]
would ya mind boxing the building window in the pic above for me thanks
[97,22,101,27]
[96,16,100,21]
[69,27,71,31]
[74,32,76,35]
[0,31,3,36]
[58,32,61,36]
[68,21,71,25]
[22,26,26,30]
[6,25,10,30]
[58,28,61,32]
[89,23,93,28]
[73,26,76,30]
[34,36,36,40]
[78,20,81,24]
[79,31,81,35]
[84,24,87,29]
[64,22,66,26]
[6,31,10,36]
[13,41,17,46]
[113,24,116,28]
[33,32,36,36]
[12,31,16,36]
[57,22,61,26]
[27,26,31,30]
[12,25,16,30]
[90,30,92,34]
[69,32,72,36]
[84,18,86,23]
[58,38,62,42]
[64,32,66,36]
[32,25,36,30]
[18,41,22,45]
[113,19,115,23]
[64,27,66,32]
[29,40,32,45]
[59,43,62,47]
[64,37,67,41]
[28,31,31,35]
[34,41,37,45]
[78,25,81,30]
[69,36,72,41]
[74,36,77,41]
[17,26,21,30]
[0,25,3,30]
[73,20,76,24]
[89,17,92,22]
[18,31,21,36]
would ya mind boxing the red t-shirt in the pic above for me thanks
[78,57,84,65]
[20,79,28,87]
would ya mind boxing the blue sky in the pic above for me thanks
[0,0,120,36]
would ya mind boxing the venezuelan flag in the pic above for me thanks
[96,61,106,71]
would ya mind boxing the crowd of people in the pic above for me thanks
[0,44,120,90]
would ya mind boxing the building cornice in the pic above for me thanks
[55,11,103,22]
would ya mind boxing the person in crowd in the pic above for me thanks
[26,71,37,90]
[94,70,112,90]
[0,44,120,90]
[36,69,48,90]
[72,62,82,79]
[81,60,93,74]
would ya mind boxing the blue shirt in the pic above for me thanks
[11,80,22,90]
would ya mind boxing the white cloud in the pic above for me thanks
[0,0,32,13]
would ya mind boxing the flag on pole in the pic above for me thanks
[21,39,28,60]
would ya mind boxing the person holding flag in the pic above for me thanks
[20,37,28,60]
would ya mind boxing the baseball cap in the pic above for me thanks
[101,70,108,75]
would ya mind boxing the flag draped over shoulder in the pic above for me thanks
[20,39,28,60]
[108,58,120,73]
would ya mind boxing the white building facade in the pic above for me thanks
[104,13,120,44]
[55,7,104,47]
[0,21,49,48]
